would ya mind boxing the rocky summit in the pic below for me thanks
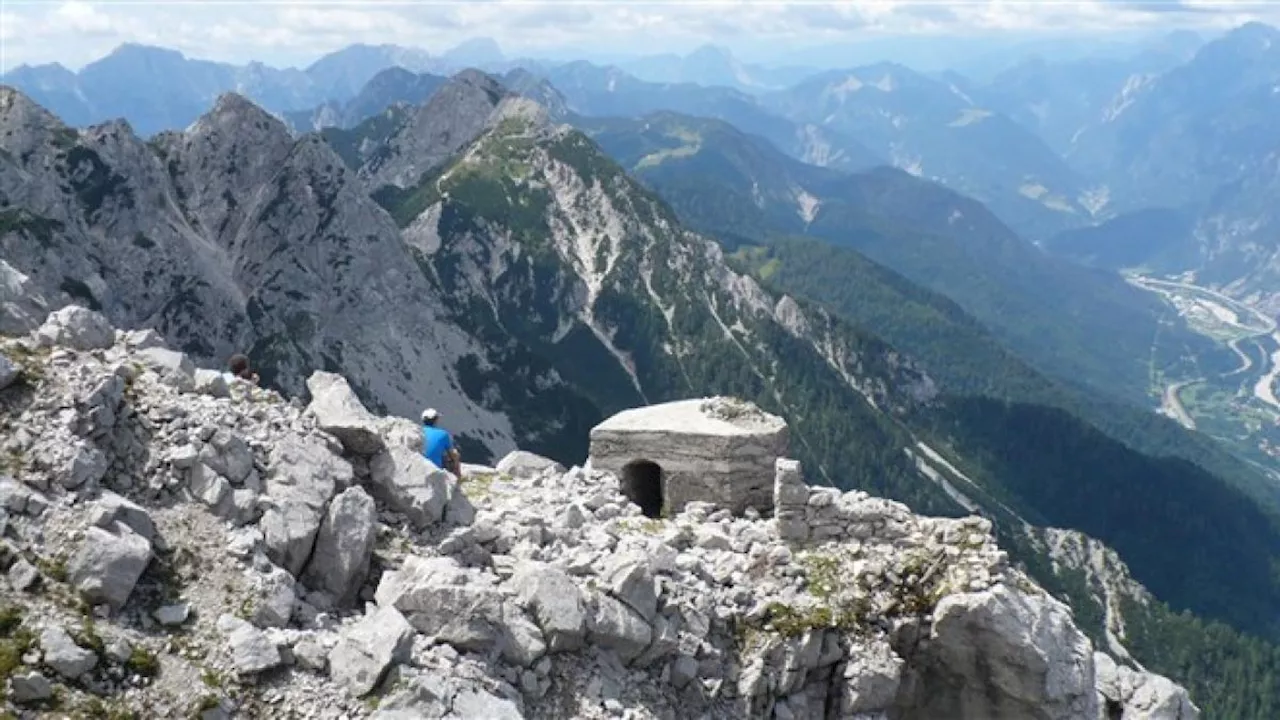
[0,307,1198,718]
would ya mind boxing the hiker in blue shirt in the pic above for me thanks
[421,408,462,476]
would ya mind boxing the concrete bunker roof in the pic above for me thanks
[591,396,786,437]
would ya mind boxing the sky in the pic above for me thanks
[0,0,1277,72]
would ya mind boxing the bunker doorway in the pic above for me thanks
[621,459,664,519]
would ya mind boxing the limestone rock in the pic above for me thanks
[495,450,565,479]
[587,592,652,663]
[153,603,191,626]
[9,671,52,703]
[301,485,377,606]
[40,626,98,679]
[34,305,114,350]
[328,605,414,697]
[305,371,386,455]
[498,603,547,668]
[0,259,48,335]
[896,584,1098,720]
[189,463,233,515]
[135,347,196,392]
[193,368,230,398]
[7,559,38,591]
[91,491,156,542]
[122,328,166,350]
[1095,652,1199,720]
[509,564,586,652]
[375,555,505,651]
[219,614,283,676]
[67,524,152,611]
[839,638,903,715]
[367,444,448,530]
[373,667,523,720]
[259,437,349,575]
[248,563,298,629]
[589,397,788,516]
[199,429,254,484]
[604,553,659,622]
[44,439,109,490]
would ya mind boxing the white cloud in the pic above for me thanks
[1,0,1279,73]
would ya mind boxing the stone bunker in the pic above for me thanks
[588,397,790,518]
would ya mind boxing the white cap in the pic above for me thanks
[421,408,440,423]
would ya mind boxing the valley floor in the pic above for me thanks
[1128,273,1280,474]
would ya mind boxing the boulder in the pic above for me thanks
[67,524,152,611]
[509,564,586,652]
[367,445,448,531]
[9,671,52,703]
[495,450,565,479]
[375,555,505,651]
[34,305,114,351]
[0,476,29,514]
[498,603,547,667]
[193,368,230,398]
[301,486,377,606]
[249,563,298,629]
[260,501,323,578]
[373,670,523,720]
[604,553,659,622]
[893,584,1098,720]
[188,463,233,516]
[328,605,414,697]
[122,328,166,350]
[305,372,385,456]
[40,439,109,490]
[587,593,652,662]
[90,491,156,542]
[219,614,283,675]
[444,479,477,527]
[199,429,254,484]
[837,638,903,715]
[1094,652,1199,720]
[7,559,38,592]
[259,437,349,576]
[40,626,98,679]
[135,347,196,392]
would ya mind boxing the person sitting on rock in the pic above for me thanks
[227,353,260,385]
[421,408,462,476]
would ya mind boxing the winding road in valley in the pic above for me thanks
[1129,276,1279,428]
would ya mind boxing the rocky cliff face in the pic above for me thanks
[0,308,1198,719]
[0,84,516,456]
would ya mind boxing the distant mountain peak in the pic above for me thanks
[1213,20,1280,53]
[104,42,187,61]
[688,44,734,60]
[443,37,505,65]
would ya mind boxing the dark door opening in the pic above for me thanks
[621,460,664,519]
